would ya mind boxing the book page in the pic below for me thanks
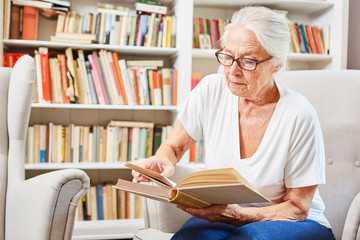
[125,162,176,188]
[176,168,243,187]
[113,179,170,201]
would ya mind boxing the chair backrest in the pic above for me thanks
[0,55,35,239]
[278,70,360,239]
[0,66,12,240]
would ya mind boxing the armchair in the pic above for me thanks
[134,70,360,240]
[0,55,90,240]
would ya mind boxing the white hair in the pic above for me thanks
[220,6,291,69]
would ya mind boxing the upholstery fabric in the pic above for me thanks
[136,70,360,240]
[279,70,360,239]
[0,55,90,240]
[342,193,360,240]
[0,67,11,240]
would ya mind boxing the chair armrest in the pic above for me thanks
[143,164,197,233]
[342,192,360,240]
[6,169,90,240]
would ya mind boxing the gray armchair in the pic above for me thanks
[0,55,90,240]
[134,70,360,240]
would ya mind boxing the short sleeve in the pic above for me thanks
[284,109,326,188]
[177,80,205,141]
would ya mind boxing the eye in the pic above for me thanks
[223,54,233,61]
[241,59,256,65]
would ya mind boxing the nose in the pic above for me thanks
[229,60,243,76]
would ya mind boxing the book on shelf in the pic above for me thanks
[113,163,269,209]
[6,48,177,105]
[21,6,39,40]
[135,0,167,15]
[193,17,228,49]
[49,3,175,48]
[290,22,328,55]
[26,120,171,164]
[77,183,143,221]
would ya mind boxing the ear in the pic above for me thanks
[272,64,282,73]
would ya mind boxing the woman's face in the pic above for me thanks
[223,26,279,101]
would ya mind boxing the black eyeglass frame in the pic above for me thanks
[215,48,273,71]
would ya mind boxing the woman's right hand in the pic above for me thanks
[131,156,175,183]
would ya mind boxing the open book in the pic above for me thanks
[113,163,270,208]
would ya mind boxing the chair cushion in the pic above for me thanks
[134,228,174,240]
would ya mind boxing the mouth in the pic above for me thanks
[229,80,246,86]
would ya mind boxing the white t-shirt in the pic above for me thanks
[178,73,330,228]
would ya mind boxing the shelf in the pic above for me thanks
[288,53,332,62]
[194,0,333,15]
[73,219,144,240]
[31,103,178,111]
[2,39,178,57]
[25,162,132,170]
[192,49,332,63]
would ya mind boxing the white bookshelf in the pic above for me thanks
[0,0,349,239]
[191,0,349,76]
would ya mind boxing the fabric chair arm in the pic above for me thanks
[342,192,360,240]
[6,169,89,240]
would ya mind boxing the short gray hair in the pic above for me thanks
[220,6,291,69]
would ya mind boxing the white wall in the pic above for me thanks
[347,0,360,69]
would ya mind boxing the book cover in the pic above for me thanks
[10,5,21,39]
[22,6,38,40]
[57,54,71,103]
[152,124,162,154]
[112,53,128,105]
[107,52,124,105]
[39,47,52,103]
[298,24,310,53]
[85,61,99,104]
[93,51,110,104]
[152,70,162,105]
[305,25,316,54]
[77,50,92,104]
[96,184,104,220]
[161,68,171,106]
[172,68,178,106]
[88,53,106,104]
[114,163,269,209]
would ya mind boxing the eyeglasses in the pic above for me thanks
[215,48,273,71]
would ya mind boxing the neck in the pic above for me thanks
[238,81,279,116]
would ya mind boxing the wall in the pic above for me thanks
[347,0,360,69]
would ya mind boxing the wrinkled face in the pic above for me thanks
[223,26,279,100]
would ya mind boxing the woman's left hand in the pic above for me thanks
[177,204,248,226]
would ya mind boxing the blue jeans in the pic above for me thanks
[171,217,335,240]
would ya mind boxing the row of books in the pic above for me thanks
[53,3,176,48]
[77,184,143,221]
[25,120,173,164]
[2,52,27,68]
[192,17,229,49]
[25,47,178,105]
[290,22,330,54]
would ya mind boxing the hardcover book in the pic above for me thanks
[113,163,269,209]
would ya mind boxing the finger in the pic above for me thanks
[160,166,174,178]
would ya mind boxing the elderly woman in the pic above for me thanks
[132,6,335,240]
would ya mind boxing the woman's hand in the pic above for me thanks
[131,156,175,183]
[177,185,317,226]
[177,204,249,226]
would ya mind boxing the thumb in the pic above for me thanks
[160,165,175,178]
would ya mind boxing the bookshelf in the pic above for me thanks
[0,0,349,239]
[191,0,349,77]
